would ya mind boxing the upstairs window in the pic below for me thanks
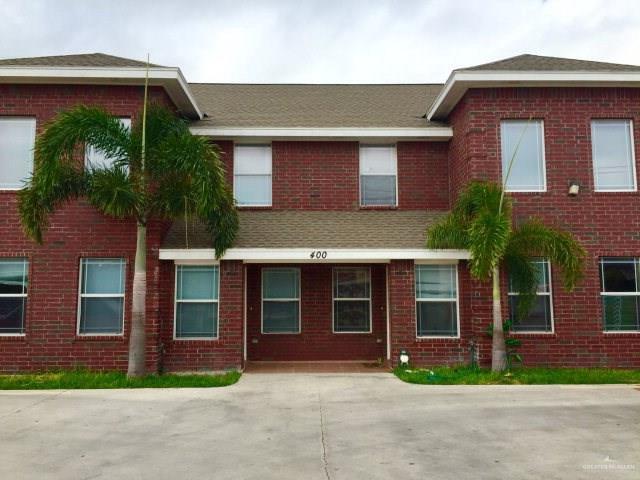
[500,120,546,192]
[359,145,397,206]
[600,258,640,332]
[85,117,131,170]
[78,258,125,335]
[0,258,28,335]
[0,118,36,189]
[234,145,272,206]
[415,264,458,337]
[591,120,637,191]
[508,259,553,332]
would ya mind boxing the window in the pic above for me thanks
[600,258,640,332]
[0,258,28,335]
[591,120,637,191]
[78,258,125,335]
[508,259,553,332]
[85,117,131,170]
[0,118,36,189]
[174,265,219,339]
[262,268,300,333]
[333,267,371,333]
[234,145,272,206]
[415,264,458,337]
[500,120,546,191]
[359,145,397,206]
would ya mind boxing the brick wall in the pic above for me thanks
[0,84,173,373]
[215,140,450,211]
[447,87,640,367]
[159,260,244,372]
[246,264,387,361]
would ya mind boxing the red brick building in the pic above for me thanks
[0,53,639,372]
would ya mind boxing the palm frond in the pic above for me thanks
[504,252,538,321]
[18,163,86,243]
[86,167,138,218]
[426,213,470,250]
[37,106,131,169]
[150,130,238,257]
[507,219,585,291]
[468,208,511,280]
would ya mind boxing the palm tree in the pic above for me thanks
[426,181,585,371]
[18,103,238,377]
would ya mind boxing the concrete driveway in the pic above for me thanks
[0,373,638,480]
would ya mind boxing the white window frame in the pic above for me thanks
[591,119,637,192]
[332,267,372,334]
[0,117,36,191]
[600,257,640,333]
[415,264,460,339]
[173,264,219,340]
[261,267,301,334]
[233,144,272,207]
[508,259,555,334]
[76,258,125,336]
[84,117,131,170]
[359,144,398,207]
[500,120,547,193]
[0,258,28,336]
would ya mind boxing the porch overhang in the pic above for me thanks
[160,210,461,263]
[159,247,470,263]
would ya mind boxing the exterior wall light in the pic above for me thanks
[399,350,410,367]
[568,181,580,196]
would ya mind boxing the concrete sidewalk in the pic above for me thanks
[0,373,638,479]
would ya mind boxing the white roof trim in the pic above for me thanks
[427,70,640,121]
[0,66,202,119]
[159,247,470,262]
[189,126,453,141]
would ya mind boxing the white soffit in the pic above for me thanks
[159,248,470,262]
[189,126,453,141]
[0,66,202,119]
[427,70,640,121]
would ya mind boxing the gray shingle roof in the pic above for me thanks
[460,54,640,72]
[0,53,161,68]
[162,210,445,250]
[188,83,445,129]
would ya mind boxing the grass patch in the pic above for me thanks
[0,370,241,390]
[394,365,640,385]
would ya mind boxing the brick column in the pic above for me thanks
[388,260,415,367]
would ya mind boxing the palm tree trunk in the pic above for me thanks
[127,223,147,377]
[491,266,507,372]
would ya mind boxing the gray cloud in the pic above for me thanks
[1,0,639,83]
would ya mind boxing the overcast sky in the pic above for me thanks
[2,0,639,84]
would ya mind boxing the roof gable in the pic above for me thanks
[460,54,640,72]
[0,53,162,68]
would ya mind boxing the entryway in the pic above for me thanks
[245,263,389,362]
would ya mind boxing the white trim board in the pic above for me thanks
[159,248,470,262]
[0,66,202,119]
[427,70,640,121]
[189,126,453,141]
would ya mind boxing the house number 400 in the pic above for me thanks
[310,250,328,259]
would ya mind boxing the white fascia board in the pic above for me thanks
[0,66,202,119]
[189,126,453,141]
[159,247,470,262]
[427,70,640,121]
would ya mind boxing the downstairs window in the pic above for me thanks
[600,258,640,332]
[415,264,458,337]
[0,258,28,335]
